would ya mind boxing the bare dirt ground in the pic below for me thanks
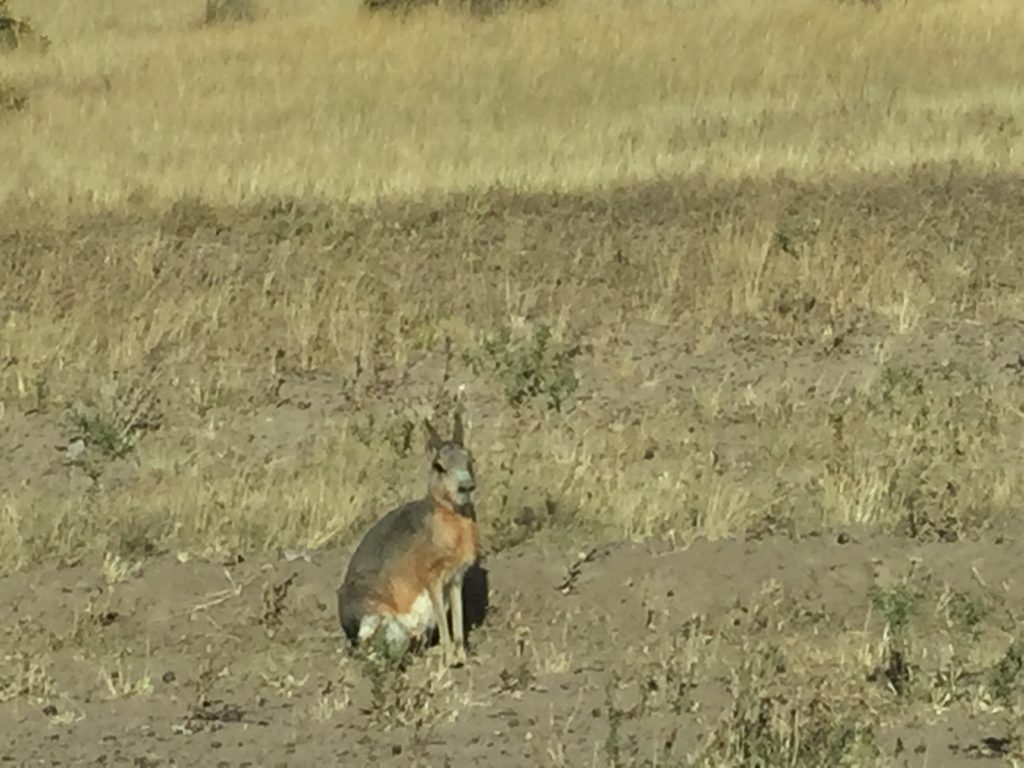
[1,534,1021,767]
[3,172,1024,766]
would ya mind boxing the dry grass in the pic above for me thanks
[3,174,1024,569]
[1,0,1023,575]
[0,0,1021,206]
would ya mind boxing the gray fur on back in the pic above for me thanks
[337,498,434,643]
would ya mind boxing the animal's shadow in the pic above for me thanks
[460,561,490,635]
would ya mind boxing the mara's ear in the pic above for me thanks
[423,418,443,452]
[452,403,465,447]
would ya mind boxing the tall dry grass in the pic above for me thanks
[1,0,1021,207]
[3,175,1023,569]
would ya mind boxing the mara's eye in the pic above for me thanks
[433,461,445,474]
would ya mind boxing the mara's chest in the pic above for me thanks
[430,506,480,569]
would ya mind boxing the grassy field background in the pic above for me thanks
[1,0,1022,206]
[2,1,1024,763]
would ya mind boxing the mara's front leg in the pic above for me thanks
[428,580,454,662]
[447,572,467,665]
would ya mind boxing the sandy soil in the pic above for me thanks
[0,532,1020,766]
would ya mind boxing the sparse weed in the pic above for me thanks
[65,379,161,465]
[354,641,442,731]
[495,659,536,695]
[870,578,923,639]
[352,412,417,458]
[819,362,1011,538]
[602,675,634,768]
[0,651,54,702]
[67,406,136,461]
[259,572,297,636]
[101,551,142,586]
[204,0,259,25]
[868,574,924,697]
[0,1,50,53]
[990,640,1024,708]
[0,80,27,114]
[464,324,580,412]
[694,642,881,767]
[940,587,989,641]
[99,656,154,699]
[310,675,353,722]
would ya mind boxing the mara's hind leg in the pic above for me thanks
[447,573,467,664]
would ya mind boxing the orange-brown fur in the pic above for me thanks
[382,502,478,615]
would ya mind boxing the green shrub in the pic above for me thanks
[465,324,581,412]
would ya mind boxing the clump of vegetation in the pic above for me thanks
[990,640,1024,708]
[0,0,50,53]
[695,642,881,767]
[350,637,441,734]
[822,362,1007,540]
[63,379,161,477]
[868,573,924,697]
[204,0,260,25]
[352,412,417,458]
[464,324,581,412]
[0,80,27,114]
[67,406,138,462]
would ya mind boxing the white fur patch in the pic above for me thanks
[357,591,437,649]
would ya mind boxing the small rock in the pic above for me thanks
[65,438,86,462]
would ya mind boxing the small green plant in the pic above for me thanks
[870,581,922,638]
[601,673,639,768]
[68,408,136,460]
[63,381,160,475]
[869,576,924,696]
[465,324,580,412]
[942,588,989,640]
[990,640,1024,707]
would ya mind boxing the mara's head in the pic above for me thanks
[424,405,475,511]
